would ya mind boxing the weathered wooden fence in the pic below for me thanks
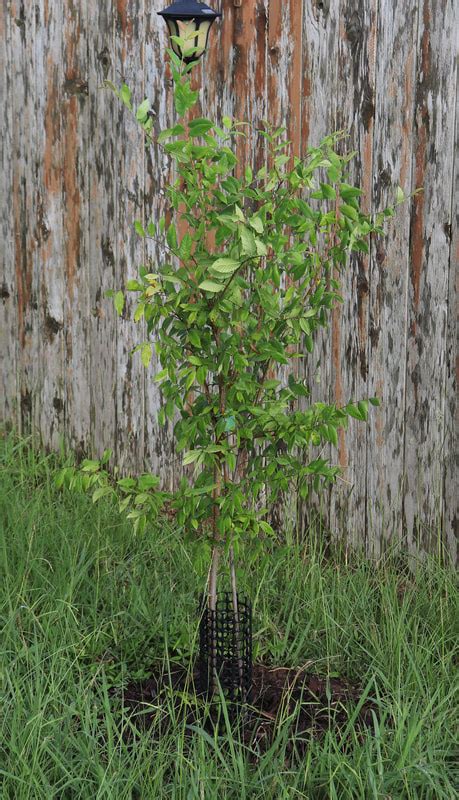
[1,0,457,561]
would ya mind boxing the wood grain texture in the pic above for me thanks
[443,59,458,564]
[403,0,457,558]
[366,0,419,556]
[298,0,340,537]
[1,0,457,561]
[0,2,17,427]
[87,0,118,462]
[115,0,146,474]
[62,0,91,456]
[144,0,176,488]
[329,0,378,550]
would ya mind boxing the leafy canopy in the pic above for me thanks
[72,46,402,558]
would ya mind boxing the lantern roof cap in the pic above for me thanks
[158,1,221,21]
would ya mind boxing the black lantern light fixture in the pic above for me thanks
[158,1,221,64]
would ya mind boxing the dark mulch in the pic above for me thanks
[109,661,376,756]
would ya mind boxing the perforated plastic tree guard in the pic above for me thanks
[198,592,252,706]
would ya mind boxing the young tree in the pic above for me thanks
[61,43,404,692]
[108,49,399,615]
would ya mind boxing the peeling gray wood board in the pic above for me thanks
[1,0,456,562]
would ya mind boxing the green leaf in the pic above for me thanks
[340,203,359,221]
[224,415,236,432]
[117,477,136,490]
[395,185,405,204]
[188,330,201,348]
[239,226,257,257]
[369,396,381,407]
[100,449,112,465]
[126,279,143,291]
[320,183,336,199]
[345,403,364,421]
[199,280,225,293]
[248,216,264,234]
[81,459,100,473]
[179,232,193,262]
[210,257,240,275]
[327,425,338,447]
[141,343,152,368]
[92,486,112,503]
[158,124,185,143]
[174,80,199,117]
[183,450,200,465]
[136,98,150,122]
[133,302,145,322]
[120,83,132,110]
[255,239,268,256]
[339,183,363,201]
[358,400,369,420]
[134,220,145,238]
[114,291,124,316]
[138,474,160,490]
[196,366,207,385]
[222,116,232,129]
[188,117,214,137]
[259,521,275,536]
[166,224,177,250]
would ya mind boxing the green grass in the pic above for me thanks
[1,435,457,799]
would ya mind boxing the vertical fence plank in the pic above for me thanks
[87,1,117,460]
[144,0,175,488]
[9,2,39,438]
[329,0,378,550]
[115,0,146,474]
[202,0,235,124]
[62,0,91,456]
[365,0,419,556]
[404,0,457,556]
[265,1,304,532]
[0,3,18,427]
[36,0,68,449]
[299,0,341,536]
[444,64,458,564]
[232,0,269,169]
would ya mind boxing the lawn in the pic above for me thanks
[1,435,457,799]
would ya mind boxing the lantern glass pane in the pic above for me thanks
[164,18,212,60]
[177,18,211,59]
[166,19,181,57]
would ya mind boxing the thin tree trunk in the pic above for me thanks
[207,461,222,692]
[229,543,245,698]
[208,544,220,613]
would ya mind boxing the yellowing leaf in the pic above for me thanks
[210,258,240,274]
[239,226,257,257]
[141,343,152,368]
[249,216,264,234]
[199,280,224,293]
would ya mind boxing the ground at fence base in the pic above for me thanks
[109,661,377,757]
